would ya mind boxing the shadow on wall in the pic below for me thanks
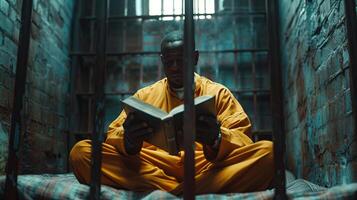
[0,122,8,175]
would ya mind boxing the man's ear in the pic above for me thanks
[160,54,164,63]
[193,50,199,65]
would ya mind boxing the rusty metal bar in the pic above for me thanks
[79,11,267,21]
[70,48,269,56]
[89,0,107,199]
[266,0,287,199]
[4,0,33,199]
[68,0,82,172]
[183,0,195,199]
[344,0,357,144]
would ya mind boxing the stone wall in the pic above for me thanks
[279,0,356,186]
[0,0,74,174]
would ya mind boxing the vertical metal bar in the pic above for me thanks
[252,52,258,133]
[344,0,357,145]
[173,0,175,16]
[234,52,238,90]
[5,0,33,199]
[122,21,126,52]
[161,0,164,19]
[204,0,207,17]
[88,98,92,131]
[182,0,184,20]
[214,0,218,13]
[266,0,287,199]
[184,0,195,199]
[68,0,81,172]
[89,0,107,199]
[140,56,143,86]
[125,0,128,16]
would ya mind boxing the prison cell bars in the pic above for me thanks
[266,0,287,199]
[344,0,357,146]
[4,0,33,199]
[70,1,276,198]
[183,0,196,199]
[89,0,108,199]
[3,0,285,199]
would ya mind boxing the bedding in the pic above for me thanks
[0,173,356,199]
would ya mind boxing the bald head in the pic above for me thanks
[160,31,184,53]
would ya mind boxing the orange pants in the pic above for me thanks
[69,140,274,195]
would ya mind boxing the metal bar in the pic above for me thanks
[4,0,33,199]
[68,0,82,172]
[184,0,195,199]
[253,130,273,134]
[182,0,184,20]
[172,0,175,17]
[232,3,239,89]
[266,0,287,199]
[252,52,258,132]
[70,48,269,56]
[75,89,271,97]
[344,0,357,147]
[73,129,274,137]
[89,0,107,199]
[79,11,267,21]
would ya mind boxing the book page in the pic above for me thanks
[169,95,215,116]
[122,96,169,120]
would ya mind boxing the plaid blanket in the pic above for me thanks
[0,173,356,199]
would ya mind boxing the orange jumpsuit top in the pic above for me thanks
[105,73,254,161]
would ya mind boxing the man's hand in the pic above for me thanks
[196,114,220,147]
[123,113,153,155]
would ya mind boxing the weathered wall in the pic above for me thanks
[0,0,74,174]
[279,0,356,186]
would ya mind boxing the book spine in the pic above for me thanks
[164,120,178,155]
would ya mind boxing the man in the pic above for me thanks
[69,31,274,195]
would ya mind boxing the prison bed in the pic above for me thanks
[0,173,356,200]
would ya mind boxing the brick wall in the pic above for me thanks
[279,0,356,186]
[0,0,74,174]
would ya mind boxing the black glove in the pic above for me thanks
[196,114,220,147]
[123,113,153,155]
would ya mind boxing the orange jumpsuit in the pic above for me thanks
[69,74,274,195]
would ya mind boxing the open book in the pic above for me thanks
[122,95,216,155]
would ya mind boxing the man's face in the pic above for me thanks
[161,41,184,89]
[161,40,198,89]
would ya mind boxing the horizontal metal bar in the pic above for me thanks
[70,52,96,56]
[73,130,273,138]
[75,89,271,97]
[70,49,269,57]
[252,130,273,134]
[79,11,267,21]
[76,92,135,96]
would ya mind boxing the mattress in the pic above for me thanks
[0,173,356,199]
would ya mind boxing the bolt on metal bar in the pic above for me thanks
[89,0,108,199]
[266,0,287,199]
[344,0,357,145]
[183,0,195,199]
[4,0,33,199]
